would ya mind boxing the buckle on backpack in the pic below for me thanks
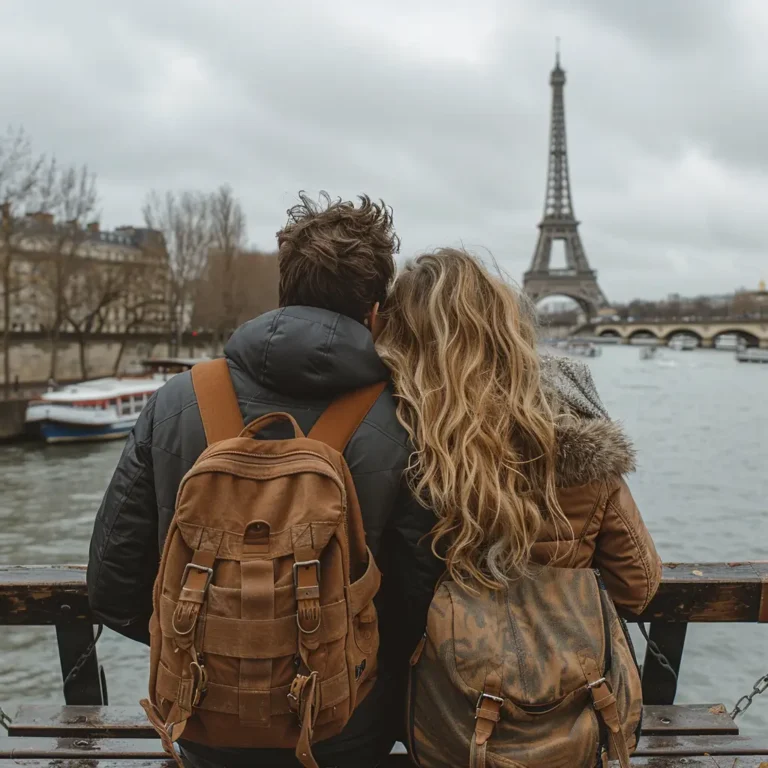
[586,677,607,690]
[293,560,321,586]
[475,692,504,720]
[182,563,214,591]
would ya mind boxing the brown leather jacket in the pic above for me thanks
[532,409,663,615]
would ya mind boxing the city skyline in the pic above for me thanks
[2,0,768,301]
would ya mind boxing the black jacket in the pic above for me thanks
[87,306,442,767]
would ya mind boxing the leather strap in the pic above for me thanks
[140,699,184,768]
[292,672,321,768]
[470,591,505,768]
[580,655,632,768]
[471,670,503,768]
[191,359,244,445]
[171,550,215,650]
[308,381,387,453]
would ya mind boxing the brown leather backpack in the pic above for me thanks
[140,359,384,768]
[407,565,643,768]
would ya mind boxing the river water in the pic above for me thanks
[0,345,766,734]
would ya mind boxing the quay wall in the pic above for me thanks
[0,399,28,440]
[0,333,217,387]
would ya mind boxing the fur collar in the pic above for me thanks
[554,414,636,487]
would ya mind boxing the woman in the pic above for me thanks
[376,248,662,767]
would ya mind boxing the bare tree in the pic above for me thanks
[192,249,278,336]
[63,259,127,379]
[0,127,44,395]
[143,190,212,356]
[210,185,246,350]
[34,160,99,380]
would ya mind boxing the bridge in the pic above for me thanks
[593,319,768,348]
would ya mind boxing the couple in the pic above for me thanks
[87,193,661,768]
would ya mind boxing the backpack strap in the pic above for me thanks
[191,359,244,445]
[308,381,387,452]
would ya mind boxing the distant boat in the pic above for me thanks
[640,347,659,360]
[566,341,601,358]
[668,335,698,351]
[25,357,207,443]
[715,334,746,351]
[736,348,768,364]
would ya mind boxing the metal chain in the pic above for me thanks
[637,623,678,683]
[730,672,768,720]
[63,623,104,692]
[0,704,11,731]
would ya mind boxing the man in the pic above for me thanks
[87,192,440,768]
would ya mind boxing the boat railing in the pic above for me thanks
[1,561,767,763]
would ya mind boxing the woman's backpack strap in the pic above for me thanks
[191,359,244,445]
[308,381,387,453]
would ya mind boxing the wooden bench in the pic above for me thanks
[1,562,766,766]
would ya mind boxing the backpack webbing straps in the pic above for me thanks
[308,381,387,453]
[191,359,244,445]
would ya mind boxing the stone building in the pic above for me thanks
[0,209,169,335]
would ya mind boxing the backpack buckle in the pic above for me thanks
[586,677,607,690]
[293,560,321,586]
[475,692,504,720]
[182,563,214,591]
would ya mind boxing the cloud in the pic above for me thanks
[1,0,766,301]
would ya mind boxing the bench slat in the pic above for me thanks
[3,760,766,768]
[8,703,740,740]
[635,734,768,756]
[3,734,768,760]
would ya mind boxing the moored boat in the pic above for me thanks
[25,357,207,443]
[736,348,768,364]
[668,334,698,351]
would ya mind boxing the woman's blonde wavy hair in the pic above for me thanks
[376,248,569,590]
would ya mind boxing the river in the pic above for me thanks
[0,344,766,735]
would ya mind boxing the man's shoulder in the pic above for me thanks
[345,382,411,474]
[150,369,198,430]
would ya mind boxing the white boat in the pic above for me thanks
[668,335,698,351]
[715,334,746,351]
[25,357,207,443]
[736,348,768,364]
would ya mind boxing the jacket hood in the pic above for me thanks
[553,415,636,487]
[224,306,390,399]
[540,354,636,486]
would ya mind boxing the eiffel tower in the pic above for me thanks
[523,51,608,318]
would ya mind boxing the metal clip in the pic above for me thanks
[586,676,607,690]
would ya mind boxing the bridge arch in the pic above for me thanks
[597,329,622,338]
[712,329,760,348]
[627,328,661,342]
[531,292,596,320]
[663,328,703,343]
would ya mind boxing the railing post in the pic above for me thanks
[640,622,687,705]
[55,615,107,705]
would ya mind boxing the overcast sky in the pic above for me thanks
[3,0,768,302]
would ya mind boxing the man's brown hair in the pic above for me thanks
[277,191,399,323]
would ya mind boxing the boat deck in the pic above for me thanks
[1,562,766,766]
